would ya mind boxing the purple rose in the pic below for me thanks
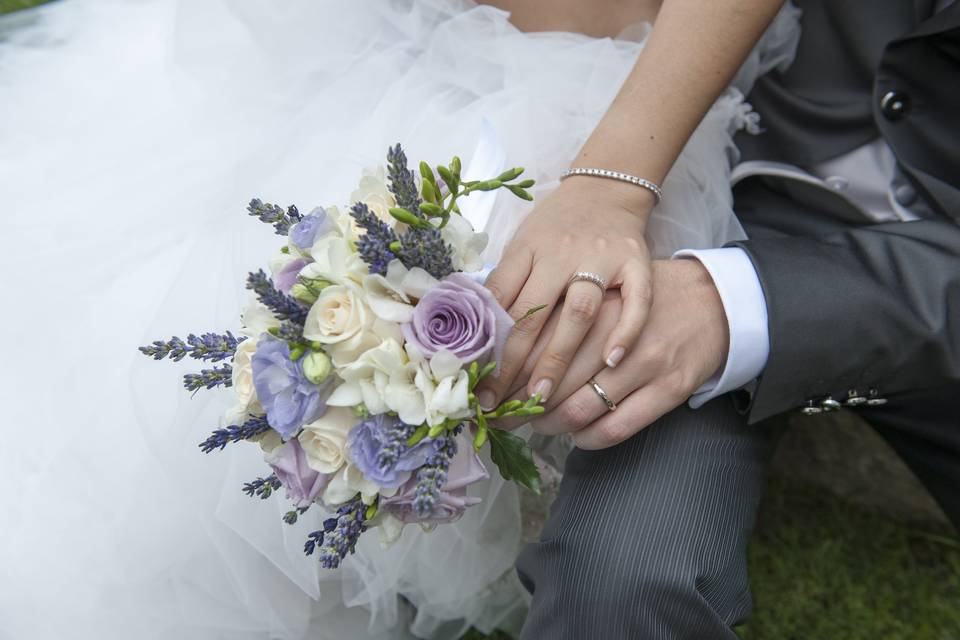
[402,273,513,365]
[381,432,489,524]
[290,208,334,251]
[266,438,331,508]
[347,414,432,489]
[275,258,309,295]
[251,337,330,439]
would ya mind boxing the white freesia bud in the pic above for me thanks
[302,350,333,385]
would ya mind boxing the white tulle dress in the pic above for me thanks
[0,1,800,638]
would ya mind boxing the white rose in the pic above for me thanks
[231,337,259,408]
[301,233,367,285]
[298,407,357,474]
[440,214,489,272]
[302,283,394,366]
[349,167,397,228]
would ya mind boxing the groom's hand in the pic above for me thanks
[506,259,729,449]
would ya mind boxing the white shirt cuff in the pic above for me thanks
[672,247,770,408]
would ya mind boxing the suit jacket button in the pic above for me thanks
[845,390,867,406]
[866,388,888,406]
[894,184,917,207]
[821,398,842,412]
[880,91,910,121]
[801,401,823,416]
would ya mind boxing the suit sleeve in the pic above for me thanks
[732,215,960,423]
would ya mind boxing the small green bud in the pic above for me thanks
[506,185,533,201]
[419,160,436,183]
[298,276,333,294]
[352,404,371,418]
[451,156,462,177]
[516,179,535,188]
[473,424,489,451]
[388,240,402,253]
[478,361,497,381]
[419,202,446,218]
[364,501,379,521]
[436,165,455,190]
[389,207,429,229]
[421,180,438,204]
[280,245,290,254]
[290,283,318,305]
[428,422,446,438]
[289,345,305,361]
[475,180,503,191]
[301,351,332,384]
[495,167,524,182]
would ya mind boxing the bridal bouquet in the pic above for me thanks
[140,146,542,568]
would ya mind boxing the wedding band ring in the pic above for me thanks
[569,271,606,292]
[588,378,617,412]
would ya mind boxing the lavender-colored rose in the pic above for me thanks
[347,414,432,489]
[251,336,330,439]
[401,272,513,365]
[290,207,334,251]
[275,258,309,295]
[266,437,332,508]
[381,432,489,524]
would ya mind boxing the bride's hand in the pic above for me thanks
[476,176,655,409]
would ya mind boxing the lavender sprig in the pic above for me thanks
[413,426,461,518]
[246,269,308,325]
[247,198,303,236]
[242,474,282,500]
[395,226,454,280]
[350,202,398,275]
[139,332,244,363]
[386,144,422,215]
[283,506,310,525]
[376,421,418,476]
[183,364,233,392]
[308,496,368,568]
[199,415,271,453]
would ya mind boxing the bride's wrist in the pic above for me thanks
[558,174,657,221]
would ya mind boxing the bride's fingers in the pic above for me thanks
[476,266,566,409]
[602,257,652,368]
[524,275,608,402]
[482,244,533,310]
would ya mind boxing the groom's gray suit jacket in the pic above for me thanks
[731,0,960,428]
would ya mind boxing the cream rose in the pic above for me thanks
[297,407,357,474]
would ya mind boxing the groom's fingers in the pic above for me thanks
[571,382,682,450]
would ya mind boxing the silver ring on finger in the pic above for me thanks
[569,271,607,293]
[587,377,617,412]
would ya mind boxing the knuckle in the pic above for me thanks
[540,349,571,372]
[623,237,643,253]
[661,368,691,398]
[559,401,593,430]
[598,420,629,447]
[485,283,506,305]
[566,294,599,323]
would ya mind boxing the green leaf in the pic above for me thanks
[515,303,547,324]
[487,428,541,495]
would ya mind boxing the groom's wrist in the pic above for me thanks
[672,247,770,407]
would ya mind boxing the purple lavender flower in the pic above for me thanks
[290,208,334,251]
[275,258,309,295]
[386,144,422,214]
[139,332,244,363]
[347,414,432,489]
[251,336,330,438]
[199,414,271,453]
[247,199,302,236]
[395,226,454,279]
[402,272,514,365]
[246,269,308,325]
[382,429,488,524]
[266,438,332,509]
[304,496,368,568]
[350,202,398,276]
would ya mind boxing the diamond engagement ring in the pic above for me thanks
[588,378,617,412]
[569,271,607,292]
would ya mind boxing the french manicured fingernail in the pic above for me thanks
[478,390,496,411]
[606,347,625,368]
[532,378,553,402]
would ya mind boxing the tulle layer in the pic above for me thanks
[0,1,799,638]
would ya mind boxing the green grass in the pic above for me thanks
[465,479,960,639]
[0,0,50,14]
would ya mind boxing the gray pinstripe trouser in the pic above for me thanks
[516,397,771,639]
